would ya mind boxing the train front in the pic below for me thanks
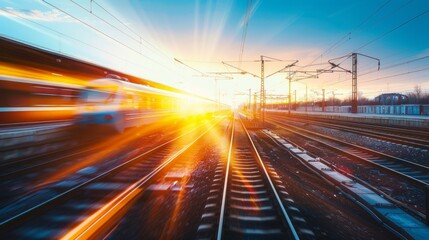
[75,79,124,133]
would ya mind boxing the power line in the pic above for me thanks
[306,1,422,81]
[90,0,172,60]
[323,27,429,84]
[92,0,141,39]
[326,54,429,86]
[332,0,422,80]
[359,54,429,77]
[266,1,429,95]
[0,8,140,70]
[302,0,392,69]
[239,0,252,67]
[173,58,208,77]
[353,7,429,52]
[358,0,415,33]
[361,66,429,83]
[41,0,175,73]
[71,0,175,62]
[70,0,141,43]
[327,65,429,89]
[352,0,392,31]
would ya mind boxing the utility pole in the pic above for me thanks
[214,79,219,112]
[305,84,308,113]
[294,90,296,110]
[253,93,257,119]
[223,57,297,121]
[285,69,317,114]
[330,90,342,112]
[328,53,380,114]
[288,75,292,115]
[351,53,358,113]
[218,89,221,112]
[322,89,325,112]
[260,56,265,123]
[248,89,251,112]
[173,58,234,112]
[295,81,308,113]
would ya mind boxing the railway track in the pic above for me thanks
[0,120,203,209]
[269,114,429,150]
[268,118,429,187]
[210,118,313,240]
[0,119,222,239]
[0,139,101,180]
[0,122,75,162]
[0,122,182,181]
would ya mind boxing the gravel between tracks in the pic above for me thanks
[250,130,399,240]
[268,123,425,213]
[285,120,429,166]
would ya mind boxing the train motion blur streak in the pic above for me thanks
[0,73,230,133]
[76,74,229,133]
[0,75,81,125]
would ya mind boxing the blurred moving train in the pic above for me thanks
[76,74,229,133]
[0,75,230,132]
[0,75,81,124]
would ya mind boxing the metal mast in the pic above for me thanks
[351,53,358,113]
[328,53,379,114]
[322,88,326,112]
[260,56,265,123]
[248,89,251,112]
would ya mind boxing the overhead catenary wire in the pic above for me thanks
[268,2,428,100]
[239,0,252,68]
[70,0,141,44]
[91,0,141,38]
[89,0,173,61]
[359,54,429,77]
[325,54,429,87]
[174,58,209,77]
[302,0,392,70]
[41,0,177,73]
[0,8,147,73]
[70,0,172,62]
[352,7,429,52]
[260,1,429,100]
[330,0,417,75]
[306,1,428,86]
[361,66,429,84]
[30,0,428,100]
[352,0,392,32]
[358,0,415,33]
[324,50,428,87]
[319,6,429,91]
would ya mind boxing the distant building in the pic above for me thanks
[374,93,408,105]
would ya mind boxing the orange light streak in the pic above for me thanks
[36,115,189,188]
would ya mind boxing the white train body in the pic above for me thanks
[75,77,227,133]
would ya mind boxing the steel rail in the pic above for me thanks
[269,115,429,149]
[216,117,299,239]
[63,120,221,239]
[216,118,234,240]
[240,118,299,240]
[268,118,429,187]
[0,120,220,229]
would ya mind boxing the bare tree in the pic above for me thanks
[414,85,422,103]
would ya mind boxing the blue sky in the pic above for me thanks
[0,0,428,104]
